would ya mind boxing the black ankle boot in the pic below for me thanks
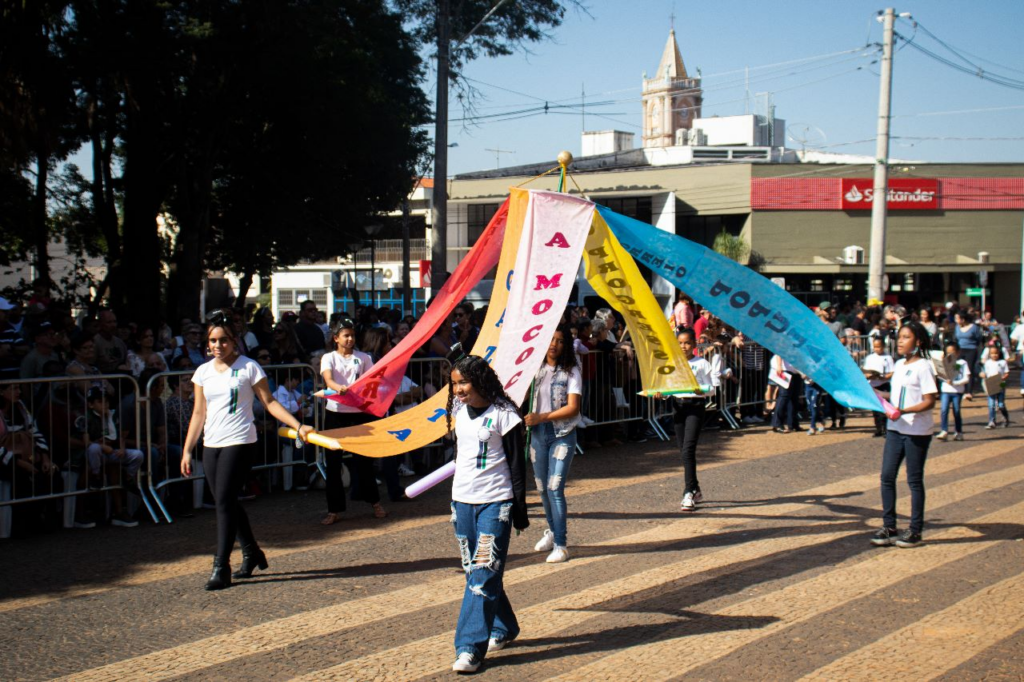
[205,557,232,591]
[232,544,268,579]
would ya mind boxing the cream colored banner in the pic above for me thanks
[585,213,698,393]
[315,189,531,457]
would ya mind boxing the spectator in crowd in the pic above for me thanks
[919,308,938,341]
[93,310,129,374]
[671,291,695,332]
[66,335,115,398]
[172,324,207,367]
[977,310,998,330]
[770,353,801,434]
[20,321,61,379]
[84,387,144,528]
[127,326,168,377]
[269,322,303,365]
[165,373,195,449]
[0,296,27,380]
[1,382,62,534]
[849,307,868,335]
[954,312,984,392]
[692,308,711,347]
[294,300,327,361]
[251,307,276,351]
[452,303,479,352]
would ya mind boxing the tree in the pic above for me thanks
[713,229,749,263]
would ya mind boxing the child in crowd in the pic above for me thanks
[871,322,938,549]
[862,337,895,437]
[979,345,1011,429]
[446,356,528,674]
[84,387,145,528]
[803,376,826,435]
[655,328,719,512]
[936,342,970,441]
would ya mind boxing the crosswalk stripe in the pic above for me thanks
[798,571,1024,681]
[52,441,1020,682]
[545,504,1024,681]
[0,426,907,614]
[292,467,1024,680]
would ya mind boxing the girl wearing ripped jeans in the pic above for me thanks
[446,356,529,674]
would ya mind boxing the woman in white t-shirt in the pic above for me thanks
[319,318,383,524]
[446,356,528,674]
[525,325,582,563]
[181,314,313,591]
[871,321,938,550]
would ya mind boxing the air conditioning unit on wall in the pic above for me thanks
[842,245,864,265]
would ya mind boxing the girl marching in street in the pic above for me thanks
[446,356,529,673]
[655,328,720,512]
[871,321,938,549]
[319,318,386,524]
[525,324,581,563]
[979,344,1011,429]
[181,312,313,590]
[936,341,970,441]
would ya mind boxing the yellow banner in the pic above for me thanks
[316,188,531,456]
[584,213,698,393]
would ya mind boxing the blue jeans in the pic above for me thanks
[804,384,823,429]
[452,500,519,660]
[880,430,931,534]
[939,393,963,433]
[530,422,576,546]
[987,391,1007,423]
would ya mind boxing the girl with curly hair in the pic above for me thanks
[445,355,529,673]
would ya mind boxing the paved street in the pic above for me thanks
[3,397,1023,682]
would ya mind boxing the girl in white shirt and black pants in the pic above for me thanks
[446,356,529,673]
[872,322,938,549]
[319,318,384,524]
[181,315,313,590]
[656,328,720,513]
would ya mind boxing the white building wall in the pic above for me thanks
[650,192,677,317]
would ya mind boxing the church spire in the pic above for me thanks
[657,29,687,80]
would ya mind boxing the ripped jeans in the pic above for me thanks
[530,422,576,547]
[452,500,518,660]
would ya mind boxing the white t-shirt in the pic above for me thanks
[193,356,267,447]
[273,385,301,414]
[393,376,419,414]
[888,358,938,436]
[940,359,970,394]
[862,352,895,388]
[677,356,719,400]
[451,402,521,505]
[982,358,1010,379]
[1010,325,1024,355]
[532,364,582,414]
[320,350,374,413]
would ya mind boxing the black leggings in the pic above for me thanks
[673,401,705,494]
[323,411,378,512]
[203,442,257,560]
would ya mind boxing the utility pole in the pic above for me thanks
[430,0,450,294]
[867,7,896,303]
[402,196,411,315]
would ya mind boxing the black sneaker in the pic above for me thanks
[894,530,923,548]
[871,527,899,547]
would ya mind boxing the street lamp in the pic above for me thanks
[364,223,383,308]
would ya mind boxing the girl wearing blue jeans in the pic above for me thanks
[937,342,970,441]
[447,356,529,674]
[525,325,582,564]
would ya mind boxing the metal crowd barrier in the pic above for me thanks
[0,373,157,538]
[144,363,320,523]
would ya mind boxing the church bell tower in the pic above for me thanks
[642,30,702,148]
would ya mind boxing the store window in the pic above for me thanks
[467,204,501,243]
[810,279,825,292]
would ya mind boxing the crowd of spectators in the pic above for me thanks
[0,282,1019,538]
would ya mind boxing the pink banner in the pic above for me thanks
[491,189,594,404]
[327,199,510,416]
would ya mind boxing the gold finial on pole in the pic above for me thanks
[557,150,573,168]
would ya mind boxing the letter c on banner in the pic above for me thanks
[523,325,543,342]
[532,299,553,315]
[504,371,522,390]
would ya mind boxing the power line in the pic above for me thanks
[894,29,1024,91]
[893,104,1024,118]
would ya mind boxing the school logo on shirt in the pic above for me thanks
[229,368,241,414]
[476,417,493,469]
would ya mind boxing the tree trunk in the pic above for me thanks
[236,270,254,309]
[32,154,50,287]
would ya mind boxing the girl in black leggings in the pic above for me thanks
[181,314,313,590]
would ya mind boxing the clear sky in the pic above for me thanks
[440,0,1024,175]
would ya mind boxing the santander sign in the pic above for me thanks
[841,178,938,210]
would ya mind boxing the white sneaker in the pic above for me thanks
[693,490,704,504]
[397,463,416,477]
[936,431,948,441]
[954,433,964,441]
[546,545,569,563]
[452,652,480,673]
[681,491,695,512]
[986,422,996,430]
[534,529,555,552]
[488,637,510,652]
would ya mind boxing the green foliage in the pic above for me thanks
[713,229,749,264]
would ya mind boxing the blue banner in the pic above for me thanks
[597,205,881,412]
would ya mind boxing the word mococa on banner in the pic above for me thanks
[841,178,938,210]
